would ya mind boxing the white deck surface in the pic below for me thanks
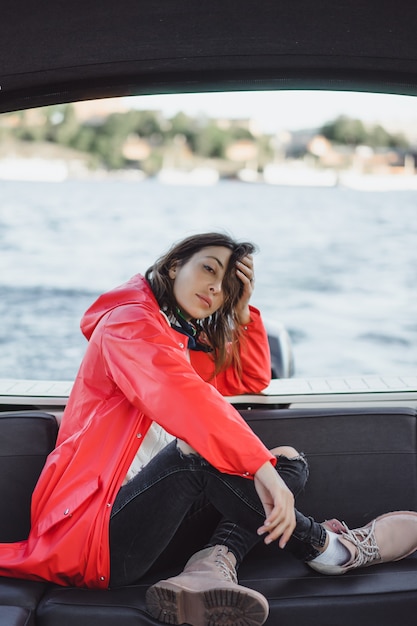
[1,375,416,410]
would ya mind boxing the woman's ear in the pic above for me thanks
[168,263,177,280]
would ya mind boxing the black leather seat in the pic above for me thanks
[0,411,58,623]
[2,407,417,626]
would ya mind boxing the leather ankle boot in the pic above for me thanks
[146,545,269,626]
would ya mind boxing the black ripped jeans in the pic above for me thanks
[109,440,326,587]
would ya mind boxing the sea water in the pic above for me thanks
[0,178,416,380]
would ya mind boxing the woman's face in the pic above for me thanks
[169,246,233,319]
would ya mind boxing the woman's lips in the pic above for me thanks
[197,294,212,308]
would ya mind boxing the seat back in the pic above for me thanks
[0,411,58,542]
[242,406,417,527]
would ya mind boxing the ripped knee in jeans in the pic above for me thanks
[270,445,304,460]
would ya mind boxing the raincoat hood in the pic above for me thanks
[81,274,155,341]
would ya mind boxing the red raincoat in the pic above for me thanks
[0,275,274,588]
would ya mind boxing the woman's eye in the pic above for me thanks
[204,265,215,274]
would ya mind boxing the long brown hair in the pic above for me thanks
[145,232,256,374]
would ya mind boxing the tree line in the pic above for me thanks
[0,104,410,172]
[320,115,409,150]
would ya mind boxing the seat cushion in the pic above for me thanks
[240,543,417,626]
[36,551,417,626]
[37,584,152,626]
[0,605,34,626]
[0,578,47,611]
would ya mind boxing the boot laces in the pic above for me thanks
[341,520,381,568]
[214,548,238,584]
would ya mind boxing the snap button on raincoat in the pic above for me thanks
[0,275,273,588]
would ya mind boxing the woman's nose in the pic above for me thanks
[209,280,222,294]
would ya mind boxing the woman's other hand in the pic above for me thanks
[254,461,296,549]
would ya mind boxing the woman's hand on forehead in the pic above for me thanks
[235,254,255,325]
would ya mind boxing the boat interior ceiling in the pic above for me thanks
[1,1,417,113]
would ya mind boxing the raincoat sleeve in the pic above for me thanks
[99,304,275,478]
[190,305,271,395]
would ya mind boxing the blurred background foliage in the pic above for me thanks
[0,103,410,174]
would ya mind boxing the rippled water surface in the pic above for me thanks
[1,179,416,380]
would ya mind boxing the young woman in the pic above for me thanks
[1,232,417,626]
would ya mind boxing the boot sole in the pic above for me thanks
[145,580,269,626]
